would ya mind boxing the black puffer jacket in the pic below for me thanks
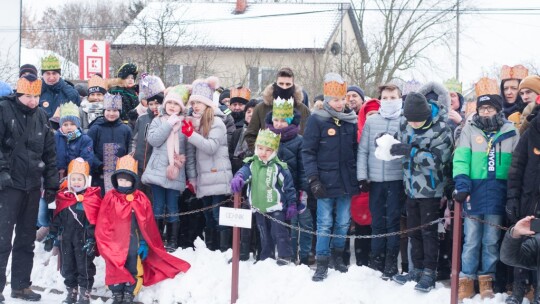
[0,94,58,190]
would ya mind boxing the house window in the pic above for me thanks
[248,67,259,93]
[181,65,195,84]
[165,64,180,86]
[248,67,277,93]
[261,68,277,89]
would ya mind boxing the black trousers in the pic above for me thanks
[0,188,40,291]
[406,197,440,271]
[60,226,96,289]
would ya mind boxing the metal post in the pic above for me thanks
[456,0,460,80]
[230,192,241,304]
[450,201,463,304]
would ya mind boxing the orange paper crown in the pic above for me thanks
[501,65,529,80]
[88,75,108,90]
[324,81,348,98]
[68,158,90,177]
[115,155,138,175]
[16,77,42,95]
[475,77,499,96]
[230,87,251,101]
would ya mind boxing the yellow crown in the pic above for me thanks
[60,101,80,119]
[272,96,294,119]
[16,77,42,95]
[88,75,108,91]
[41,54,61,71]
[444,78,462,94]
[475,77,499,97]
[115,155,138,175]
[230,87,251,101]
[323,81,347,98]
[255,129,281,151]
[68,158,90,177]
[501,65,529,80]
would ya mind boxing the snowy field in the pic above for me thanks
[5,238,517,304]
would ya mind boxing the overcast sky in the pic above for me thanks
[19,0,540,90]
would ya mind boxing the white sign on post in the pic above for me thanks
[219,207,252,229]
[79,39,110,80]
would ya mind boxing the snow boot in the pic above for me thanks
[239,229,251,261]
[381,249,399,280]
[368,252,385,272]
[11,288,41,301]
[458,277,475,302]
[122,292,134,304]
[111,292,123,304]
[0,293,4,302]
[312,256,330,282]
[62,287,78,304]
[331,249,348,273]
[479,275,495,299]
[299,256,310,266]
[77,287,91,304]
[204,227,216,251]
[165,222,179,253]
[414,268,437,292]
[506,281,526,304]
[392,268,423,285]
[276,257,291,266]
[220,229,232,252]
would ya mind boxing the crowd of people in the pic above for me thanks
[0,56,540,304]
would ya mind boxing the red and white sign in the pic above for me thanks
[79,39,110,80]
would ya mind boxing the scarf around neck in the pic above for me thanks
[267,124,299,142]
[313,102,358,125]
[161,114,182,180]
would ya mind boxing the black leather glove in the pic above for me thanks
[453,191,469,204]
[82,238,96,258]
[0,171,12,191]
[44,189,57,204]
[308,176,326,199]
[358,180,370,193]
[506,197,520,224]
[43,232,57,252]
[390,143,413,156]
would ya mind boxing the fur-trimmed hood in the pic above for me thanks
[261,83,304,106]
[417,81,450,121]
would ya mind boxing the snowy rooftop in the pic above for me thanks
[20,47,79,80]
[113,2,353,50]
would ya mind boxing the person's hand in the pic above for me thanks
[285,203,298,220]
[82,238,96,258]
[358,180,370,193]
[138,240,149,260]
[512,216,536,238]
[230,174,245,193]
[51,246,60,256]
[448,110,463,124]
[174,153,186,168]
[44,189,57,204]
[167,114,181,126]
[43,232,57,252]
[182,120,194,137]
[187,179,196,194]
[390,143,412,157]
[453,191,470,204]
[506,197,520,224]
[309,176,326,199]
[0,171,12,191]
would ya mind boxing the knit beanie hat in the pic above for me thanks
[219,89,230,104]
[0,81,12,97]
[477,94,503,112]
[323,73,347,102]
[519,75,540,94]
[116,63,138,79]
[19,64,38,77]
[164,85,190,112]
[75,83,88,97]
[59,101,81,128]
[188,79,216,109]
[347,85,365,102]
[403,92,431,122]
[139,74,165,102]
[245,99,258,112]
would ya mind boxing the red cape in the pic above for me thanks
[95,189,191,286]
[54,187,102,224]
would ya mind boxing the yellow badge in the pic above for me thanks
[534,147,540,155]
[475,136,484,144]
[42,101,49,108]
[328,128,336,136]
[126,194,134,202]
[76,194,84,202]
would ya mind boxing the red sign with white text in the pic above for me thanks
[79,40,110,80]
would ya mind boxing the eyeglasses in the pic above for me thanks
[478,106,496,114]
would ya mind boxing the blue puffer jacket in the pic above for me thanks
[87,117,132,172]
[302,111,359,198]
[55,131,94,170]
[40,78,81,118]
[278,135,307,191]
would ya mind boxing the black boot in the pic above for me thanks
[122,291,134,304]
[156,219,165,239]
[219,229,232,252]
[62,287,78,304]
[0,293,4,302]
[381,249,399,280]
[166,221,179,253]
[240,228,251,261]
[77,287,90,304]
[392,268,423,285]
[204,227,216,251]
[11,288,41,301]
[506,281,526,304]
[401,262,409,274]
[312,256,330,282]
[368,252,385,272]
[332,249,348,273]
[111,292,123,304]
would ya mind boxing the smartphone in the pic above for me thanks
[531,218,540,233]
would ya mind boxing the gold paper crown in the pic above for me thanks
[60,101,80,119]
[41,54,61,71]
[475,77,499,96]
[230,87,251,101]
[255,129,281,151]
[444,78,462,94]
[272,96,294,119]
[16,77,42,95]
[501,65,529,80]
[115,155,138,175]
[68,158,90,177]
[88,75,108,90]
[323,81,347,98]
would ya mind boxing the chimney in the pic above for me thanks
[235,0,247,14]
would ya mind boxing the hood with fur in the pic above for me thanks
[261,83,304,107]
[417,81,450,121]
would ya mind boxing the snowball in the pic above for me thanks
[374,134,403,161]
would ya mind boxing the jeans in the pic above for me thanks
[369,181,403,255]
[291,210,314,260]
[36,197,51,227]
[315,195,351,257]
[255,211,292,260]
[150,185,180,223]
[201,195,227,231]
[460,214,502,279]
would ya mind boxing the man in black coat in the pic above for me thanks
[0,75,58,302]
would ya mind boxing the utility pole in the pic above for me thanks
[456,0,460,80]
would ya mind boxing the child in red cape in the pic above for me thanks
[95,155,190,304]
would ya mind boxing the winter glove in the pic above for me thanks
[43,232,57,252]
[506,197,520,224]
[0,171,12,191]
[181,120,194,137]
[230,173,245,193]
[44,189,57,204]
[443,205,452,231]
[308,176,326,199]
[167,114,181,126]
[186,180,196,194]
[390,143,413,157]
[138,240,149,261]
[358,180,370,193]
[285,203,298,220]
[82,238,96,258]
[453,191,470,204]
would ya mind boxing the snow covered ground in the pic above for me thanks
[5,238,517,303]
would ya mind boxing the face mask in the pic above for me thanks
[379,99,402,119]
[409,121,427,129]
[116,186,133,194]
